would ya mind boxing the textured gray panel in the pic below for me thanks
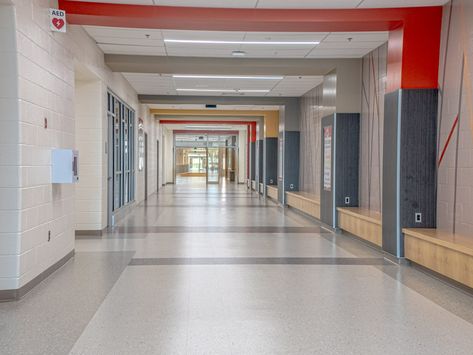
[284,131,300,192]
[265,138,278,185]
[320,115,335,226]
[258,139,264,184]
[400,90,438,229]
[250,142,256,181]
[382,91,400,256]
[335,114,360,215]
[382,89,438,257]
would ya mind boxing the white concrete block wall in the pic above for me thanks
[74,79,104,231]
[0,4,20,290]
[136,104,160,203]
[0,0,159,291]
[238,130,247,183]
[163,127,174,184]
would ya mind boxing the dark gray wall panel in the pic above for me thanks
[320,115,335,226]
[400,90,438,229]
[250,142,256,181]
[382,91,400,255]
[284,131,300,192]
[258,139,264,183]
[335,113,360,212]
[265,138,278,185]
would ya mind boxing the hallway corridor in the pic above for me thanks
[2,185,473,354]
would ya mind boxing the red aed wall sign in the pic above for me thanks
[49,8,66,33]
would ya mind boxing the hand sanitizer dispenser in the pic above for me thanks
[52,149,79,183]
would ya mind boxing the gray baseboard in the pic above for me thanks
[75,229,104,238]
[0,250,75,302]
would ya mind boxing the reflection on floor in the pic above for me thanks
[1,183,473,354]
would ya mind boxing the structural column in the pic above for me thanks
[249,122,256,189]
[381,20,442,258]
[278,100,300,204]
[319,67,362,228]
[382,90,438,257]
[320,114,360,228]
[264,112,279,188]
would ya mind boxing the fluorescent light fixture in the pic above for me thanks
[173,75,283,80]
[165,39,319,45]
[176,89,234,93]
[176,88,270,93]
[232,50,246,57]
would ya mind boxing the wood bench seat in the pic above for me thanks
[266,185,278,200]
[286,192,320,219]
[404,228,473,288]
[337,207,382,246]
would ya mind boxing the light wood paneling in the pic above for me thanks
[286,192,320,219]
[267,185,278,200]
[404,228,473,288]
[337,207,382,246]
[264,111,279,138]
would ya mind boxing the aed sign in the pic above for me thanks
[49,9,66,33]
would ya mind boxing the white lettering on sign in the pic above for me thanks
[49,8,66,33]
[323,125,332,191]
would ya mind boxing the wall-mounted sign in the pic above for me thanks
[49,9,67,33]
[138,119,144,171]
[323,126,332,191]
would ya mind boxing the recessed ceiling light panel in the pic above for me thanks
[165,39,319,45]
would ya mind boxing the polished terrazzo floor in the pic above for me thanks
[2,180,473,354]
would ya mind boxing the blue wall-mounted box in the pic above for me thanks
[52,149,79,184]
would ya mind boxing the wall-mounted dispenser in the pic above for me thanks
[52,149,79,183]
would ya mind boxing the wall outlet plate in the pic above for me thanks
[289,184,294,189]
[345,197,350,205]
[415,213,422,223]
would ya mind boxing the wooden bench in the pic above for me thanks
[337,207,382,247]
[286,192,320,219]
[404,228,473,289]
[266,185,278,200]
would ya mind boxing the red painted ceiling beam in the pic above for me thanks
[174,130,239,135]
[159,120,257,142]
[59,1,442,91]
[59,1,427,32]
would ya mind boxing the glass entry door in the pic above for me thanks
[207,148,219,184]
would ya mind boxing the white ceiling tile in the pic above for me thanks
[165,48,234,57]
[306,48,371,58]
[84,26,163,39]
[98,44,167,55]
[162,30,246,41]
[256,0,361,8]
[94,36,164,46]
[317,41,386,49]
[123,72,323,97]
[323,32,389,42]
[243,32,329,41]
